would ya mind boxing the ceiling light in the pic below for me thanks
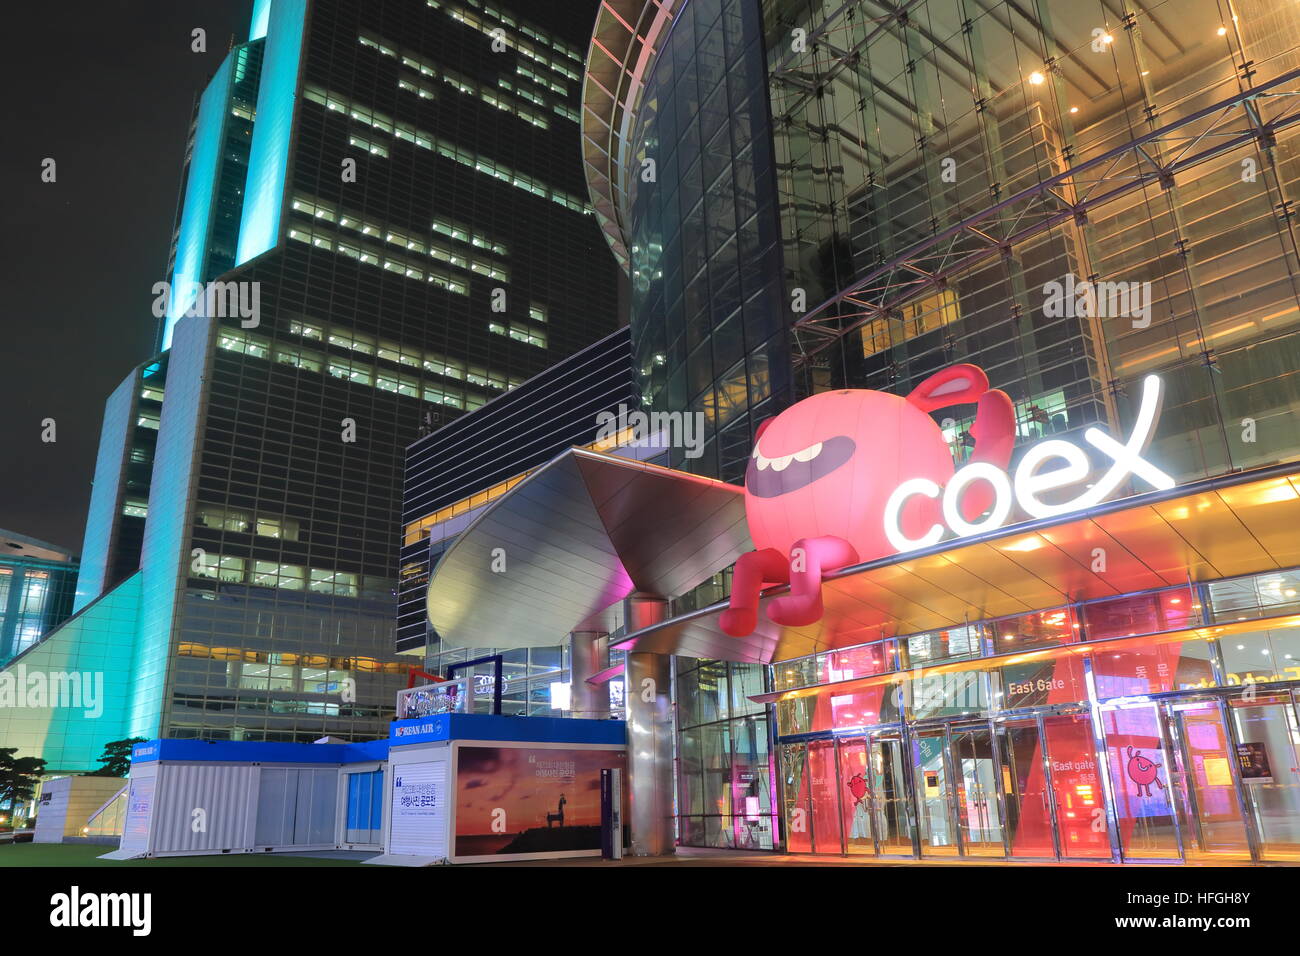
[1029,71,1045,85]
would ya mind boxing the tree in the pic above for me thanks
[0,748,46,809]
[86,738,147,778]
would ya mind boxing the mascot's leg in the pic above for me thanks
[767,536,860,627]
[720,548,790,637]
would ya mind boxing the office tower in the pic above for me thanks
[0,0,617,771]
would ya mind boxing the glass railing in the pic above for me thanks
[79,784,129,844]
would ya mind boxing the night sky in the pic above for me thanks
[2,1,254,550]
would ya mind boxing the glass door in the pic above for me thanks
[1042,713,1111,859]
[951,722,1005,857]
[836,736,876,855]
[778,742,812,853]
[998,717,1056,858]
[806,738,843,855]
[1228,694,1300,861]
[913,727,958,856]
[1166,699,1252,861]
[869,731,914,855]
[1098,702,1181,860]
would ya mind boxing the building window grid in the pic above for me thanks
[292,193,509,281]
[302,84,591,214]
[216,325,524,413]
[425,0,583,82]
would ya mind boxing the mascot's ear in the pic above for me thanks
[907,364,990,412]
[754,417,776,442]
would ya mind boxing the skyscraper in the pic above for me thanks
[0,0,617,772]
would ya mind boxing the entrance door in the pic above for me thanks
[778,742,812,853]
[836,736,875,855]
[998,717,1056,858]
[1099,702,1181,860]
[913,727,958,856]
[1230,694,1300,861]
[1041,713,1110,859]
[951,722,1005,857]
[1166,699,1252,861]
[869,732,913,855]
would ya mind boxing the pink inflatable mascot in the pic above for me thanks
[720,364,1016,637]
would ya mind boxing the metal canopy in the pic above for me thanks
[425,448,750,649]
[612,464,1300,665]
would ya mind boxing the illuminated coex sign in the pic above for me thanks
[883,374,1174,553]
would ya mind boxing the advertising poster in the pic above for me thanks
[454,745,626,859]
[389,758,449,857]
[120,776,155,854]
[1236,741,1274,784]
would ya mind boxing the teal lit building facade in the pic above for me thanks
[0,0,618,773]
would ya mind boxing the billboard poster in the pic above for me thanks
[120,776,155,854]
[454,745,626,859]
[1236,742,1274,784]
[390,758,449,858]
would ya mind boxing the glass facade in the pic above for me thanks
[628,0,793,484]
[773,567,1300,861]
[615,0,1300,491]
[0,573,142,774]
[764,0,1300,487]
[675,657,778,849]
[156,0,617,744]
[0,555,77,667]
[420,643,626,719]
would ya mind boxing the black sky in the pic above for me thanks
[1,2,259,549]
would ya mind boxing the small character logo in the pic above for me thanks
[845,773,871,839]
[846,773,869,804]
[1126,746,1165,797]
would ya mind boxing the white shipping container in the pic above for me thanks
[150,763,257,855]
[109,760,347,858]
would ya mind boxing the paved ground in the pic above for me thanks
[3,842,1284,867]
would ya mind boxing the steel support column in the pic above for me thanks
[624,593,675,856]
[569,630,610,720]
